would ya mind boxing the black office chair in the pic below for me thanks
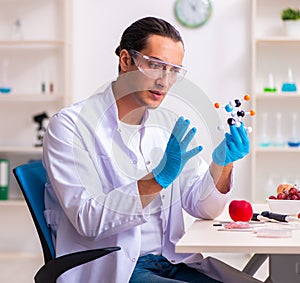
[13,160,120,283]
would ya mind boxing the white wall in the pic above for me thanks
[72,0,252,199]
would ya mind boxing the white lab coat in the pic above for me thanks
[42,83,259,283]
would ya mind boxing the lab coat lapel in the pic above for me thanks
[161,178,182,233]
[160,185,171,233]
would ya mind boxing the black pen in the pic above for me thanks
[261,211,300,222]
[254,211,300,223]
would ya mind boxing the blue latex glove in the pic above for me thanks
[153,116,203,188]
[212,122,250,166]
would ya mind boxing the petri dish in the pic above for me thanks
[255,227,292,238]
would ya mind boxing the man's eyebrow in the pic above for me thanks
[147,55,163,61]
[147,55,183,67]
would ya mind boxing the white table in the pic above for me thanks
[176,204,300,282]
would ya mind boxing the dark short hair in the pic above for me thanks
[115,17,184,71]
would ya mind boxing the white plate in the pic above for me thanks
[267,199,300,215]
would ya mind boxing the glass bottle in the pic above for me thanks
[0,60,11,93]
[263,73,277,93]
[265,175,276,199]
[288,112,300,147]
[272,112,285,147]
[258,113,271,147]
[282,68,297,92]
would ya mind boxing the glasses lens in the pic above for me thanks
[130,50,187,82]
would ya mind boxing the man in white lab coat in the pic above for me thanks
[43,17,261,283]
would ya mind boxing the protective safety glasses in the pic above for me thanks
[129,50,187,83]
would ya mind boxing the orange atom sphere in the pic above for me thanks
[214,102,220,108]
[244,94,251,101]
[250,109,256,116]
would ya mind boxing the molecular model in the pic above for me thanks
[214,94,256,132]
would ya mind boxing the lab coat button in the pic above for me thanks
[146,160,151,165]
[132,258,136,262]
[171,259,175,263]
[132,160,137,164]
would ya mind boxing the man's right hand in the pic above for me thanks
[152,116,203,188]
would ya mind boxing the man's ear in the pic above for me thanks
[119,49,132,72]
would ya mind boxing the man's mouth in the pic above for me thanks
[149,90,165,98]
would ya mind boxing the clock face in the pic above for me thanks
[174,0,212,28]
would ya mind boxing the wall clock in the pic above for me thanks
[174,0,212,29]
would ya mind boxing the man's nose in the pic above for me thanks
[156,70,172,86]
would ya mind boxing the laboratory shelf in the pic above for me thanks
[255,37,300,43]
[0,0,72,274]
[0,0,72,202]
[0,199,25,206]
[251,0,300,202]
[0,93,64,102]
[255,146,300,153]
[255,92,300,99]
[0,146,42,154]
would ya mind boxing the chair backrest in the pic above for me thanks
[13,160,55,263]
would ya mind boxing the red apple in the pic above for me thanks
[229,200,253,222]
